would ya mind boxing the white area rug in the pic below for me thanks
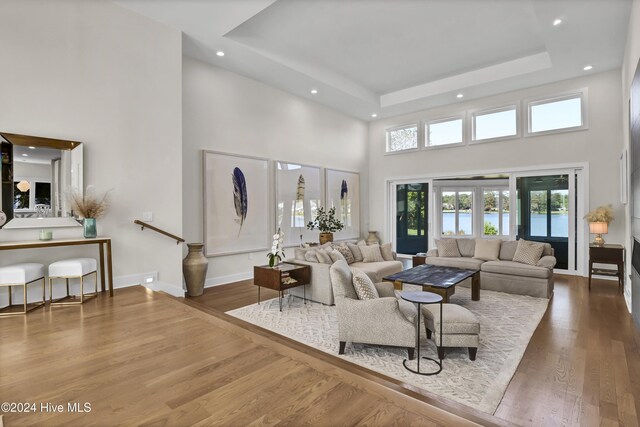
[226,286,549,414]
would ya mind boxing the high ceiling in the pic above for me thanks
[115,0,632,121]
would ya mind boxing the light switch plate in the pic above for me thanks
[142,212,153,222]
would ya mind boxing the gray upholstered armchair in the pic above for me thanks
[330,260,416,359]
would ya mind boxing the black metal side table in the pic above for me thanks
[400,291,443,376]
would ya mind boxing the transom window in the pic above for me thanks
[441,190,473,236]
[386,124,418,153]
[425,117,463,147]
[528,93,586,134]
[472,105,518,142]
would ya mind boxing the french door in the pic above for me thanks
[394,183,429,255]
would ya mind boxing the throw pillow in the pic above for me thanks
[356,239,367,246]
[328,248,346,263]
[380,242,394,261]
[315,248,333,264]
[360,244,384,263]
[512,239,545,265]
[435,239,461,257]
[347,242,364,262]
[333,244,355,264]
[352,269,379,300]
[473,239,502,261]
[304,251,319,263]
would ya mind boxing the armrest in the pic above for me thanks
[537,256,556,269]
[374,281,396,298]
[338,297,404,324]
[426,249,439,257]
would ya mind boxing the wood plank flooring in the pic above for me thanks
[0,286,488,427]
[189,274,640,427]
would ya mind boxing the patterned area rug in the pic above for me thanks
[226,286,549,414]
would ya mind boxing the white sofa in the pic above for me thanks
[286,242,403,305]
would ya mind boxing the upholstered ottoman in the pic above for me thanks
[422,303,480,360]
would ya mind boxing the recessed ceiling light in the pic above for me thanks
[22,153,28,157]
[216,51,225,57]
[28,146,35,149]
[583,65,593,71]
[456,93,464,99]
[310,89,318,94]
[371,113,377,118]
[553,18,563,26]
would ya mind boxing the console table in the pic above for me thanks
[0,237,114,297]
[589,243,624,292]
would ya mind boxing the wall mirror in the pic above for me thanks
[0,132,83,229]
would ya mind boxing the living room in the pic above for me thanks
[1,0,639,426]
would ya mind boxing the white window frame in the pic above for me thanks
[424,115,465,149]
[385,123,420,155]
[470,103,521,144]
[439,188,474,237]
[481,188,510,237]
[525,89,589,137]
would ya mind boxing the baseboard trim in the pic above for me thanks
[113,272,185,298]
[205,271,252,288]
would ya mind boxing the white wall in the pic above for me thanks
[369,71,624,255]
[182,57,368,285]
[622,0,640,309]
[0,0,184,301]
[13,162,51,180]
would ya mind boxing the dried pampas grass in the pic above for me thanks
[69,189,111,219]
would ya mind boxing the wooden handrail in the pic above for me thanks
[134,220,185,245]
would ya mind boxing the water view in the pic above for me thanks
[442,212,569,237]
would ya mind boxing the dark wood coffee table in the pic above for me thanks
[384,264,480,302]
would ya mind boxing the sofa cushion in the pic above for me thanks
[380,242,394,261]
[424,256,484,270]
[347,242,364,262]
[329,260,357,300]
[332,244,355,264]
[499,240,518,260]
[422,303,480,335]
[328,248,346,263]
[352,269,379,300]
[473,239,501,261]
[512,239,545,265]
[316,248,333,264]
[435,239,461,257]
[304,251,319,263]
[456,238,476,257]
[360,244,384,263]
[481,260,551,279]
[351,261,403,283]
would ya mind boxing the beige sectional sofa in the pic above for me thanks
[286,241,403,305]
[425,238,556,299]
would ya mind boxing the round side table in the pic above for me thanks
[400,290,443,376]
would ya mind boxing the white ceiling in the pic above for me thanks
[114,0,632,121]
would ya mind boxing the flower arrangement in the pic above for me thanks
[306,207,344,233]
[69,188,111,219]
[584,204,614,223]
[267,228,285,268]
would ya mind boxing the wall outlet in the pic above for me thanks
[142,211,153,222]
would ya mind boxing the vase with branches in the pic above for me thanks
[307,207,344,244]
[69,188,111,238]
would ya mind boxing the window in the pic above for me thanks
[425,118,463,147]
[528,93,586,134]
[386,124,418,153]
[483,189,510,236]
[441,190,473,236]
[472,106,518,142]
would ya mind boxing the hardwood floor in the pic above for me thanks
[189,274,640,427]
[0,286,488,426]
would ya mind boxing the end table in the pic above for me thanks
[400,291,443,376]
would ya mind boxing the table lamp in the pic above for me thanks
[589,221,608,246]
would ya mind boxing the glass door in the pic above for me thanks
[396,183,428,255]
[516,175,571,269]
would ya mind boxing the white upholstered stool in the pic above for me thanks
[0,263,46,316]
[49,258,98,306]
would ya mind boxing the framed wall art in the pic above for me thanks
[203,151,271,256]
[275,161,323,247]
[325,168,360,240]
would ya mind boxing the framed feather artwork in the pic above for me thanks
[275,161,323,247]
[325,168,360,240]
[203,151,271,256]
